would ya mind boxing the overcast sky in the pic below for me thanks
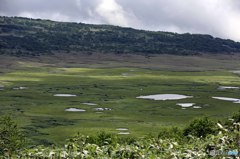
[1,0,240,41]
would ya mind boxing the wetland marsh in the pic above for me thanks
[0,55,240,144]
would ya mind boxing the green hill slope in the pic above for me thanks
[1,16,240,56]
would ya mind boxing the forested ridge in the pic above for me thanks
[1,16,240,56]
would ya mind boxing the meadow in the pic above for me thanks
[0,54,240,145]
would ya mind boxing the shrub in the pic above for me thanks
[0,116,26,156]
[230,110,240,122]
[183,117,217,138]
[158,127,183,141]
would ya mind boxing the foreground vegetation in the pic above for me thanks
[1,112,240,158]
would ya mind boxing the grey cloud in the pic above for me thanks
[0,0,98,22]
[119,0,240,40]
[0,0,240,41]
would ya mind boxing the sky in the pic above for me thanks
[0,0,240,41]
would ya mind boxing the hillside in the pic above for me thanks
[1,16,240,56]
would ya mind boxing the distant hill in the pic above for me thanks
[0,16,240,56]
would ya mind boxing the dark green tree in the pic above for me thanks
[0,116,25,156]
[183,117,217,138]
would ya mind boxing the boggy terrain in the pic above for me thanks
[0,53,240,145]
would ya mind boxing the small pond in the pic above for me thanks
[212,97,240,104]
[65,108,86,112]
[82,103,97,106]
[54,94,77,97]
[137,94,193,101]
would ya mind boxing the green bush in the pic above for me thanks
[158,127,183,141]
[183,117,217,138]
[230,110,240,122]
[0,116,26,156]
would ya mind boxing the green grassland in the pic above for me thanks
[0,54,240,145]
